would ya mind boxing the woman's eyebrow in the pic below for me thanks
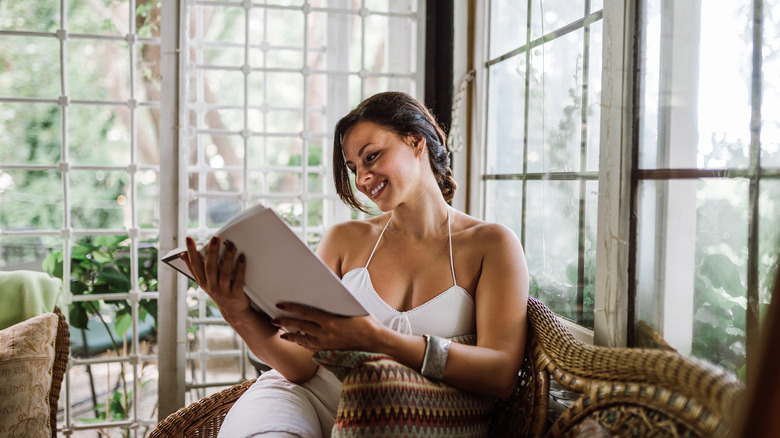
[356,143,372,158]
[345,143,373,165]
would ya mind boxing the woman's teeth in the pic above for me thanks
[371,181,386,196]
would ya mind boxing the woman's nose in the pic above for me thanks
[356,168,372,185]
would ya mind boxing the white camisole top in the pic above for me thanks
[341,213,476,338]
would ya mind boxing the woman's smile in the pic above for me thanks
[369,180,387,198]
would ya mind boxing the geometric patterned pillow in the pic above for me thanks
[314,334,493,437]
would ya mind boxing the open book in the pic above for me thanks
[162,203,368,320]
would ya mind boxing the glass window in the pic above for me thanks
[634,0,780,377]
[1,0,421,433]
[483,0,603,328]
[1,1,162,435]
[181,0,421,401]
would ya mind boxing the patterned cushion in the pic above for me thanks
[0,313,59,437]
[314,334,493,437]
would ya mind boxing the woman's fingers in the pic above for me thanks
[219,240,236,292]
[231,253,247,294]
[204,236,220,290]
[184,236,206,285]
[271,315,321,335]
[279,332,319,352]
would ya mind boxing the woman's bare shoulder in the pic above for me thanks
[324,213,390,241]
[455,212,520,247]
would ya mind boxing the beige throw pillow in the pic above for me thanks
[0,313,58,438]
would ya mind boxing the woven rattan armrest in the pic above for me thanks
[149,378,256,438]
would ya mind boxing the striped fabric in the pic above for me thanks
[314,335,493,438]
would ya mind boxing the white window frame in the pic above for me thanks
[466,0,779,358]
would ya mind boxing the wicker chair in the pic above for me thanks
[149,297,745,437]
[522,298,745,437]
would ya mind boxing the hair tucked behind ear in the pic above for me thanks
[333,91,457,212]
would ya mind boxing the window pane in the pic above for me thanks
[526,180,581,323]
[67,0,130,36]
[526,29,584,173]
[138,170,159,229]
[639,0,753,170]
[484,180,523,235]
[0,36,60,99]
[0,235,58,270]
[697,1,751,169]
[199,5,246,45]
[586,20,602,172]
[583,180,598,327]
[635,178,749,374]
[489,0,528,58]
[68,39,131,101]
[759,180,780,312]
[530,0,585,40]
[70,170,131,230]
[486,57,526,174]
[69,105,131,166]
[267,9,304,46]
[0,1,58,32]
[0,103,61,165]
[763,1,780,169]
[0,170,62,230]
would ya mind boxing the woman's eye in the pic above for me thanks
[366,152,378,162]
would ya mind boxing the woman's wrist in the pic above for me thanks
[420,334,451,380]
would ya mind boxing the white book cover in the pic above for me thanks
[162,203,368,320]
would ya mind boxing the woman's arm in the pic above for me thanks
[181,236,319,383]
[280,223,529,399]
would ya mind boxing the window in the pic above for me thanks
[1,1,162,435]
[1,0,423,434]
[480,0,604,329]
[633,0,780,376]
[476,0,780,377]
[164,0,423,412]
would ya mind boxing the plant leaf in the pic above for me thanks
[42,251,63,277]
[701,254,743,297]
[96,234,127,249]
[101,266,131,291]
[69,303,89,330]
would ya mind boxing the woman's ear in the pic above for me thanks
[406,133,425,153]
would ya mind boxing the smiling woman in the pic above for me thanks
[181,91,530,437]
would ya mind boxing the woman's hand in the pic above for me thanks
[180,235,254,323]
[272,302,383,353]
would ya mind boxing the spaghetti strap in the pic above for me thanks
[365,214,392,269]
[448,209,458,287]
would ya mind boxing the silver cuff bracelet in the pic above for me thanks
[421,334,451,380]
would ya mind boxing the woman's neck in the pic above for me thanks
[388,197,450,239]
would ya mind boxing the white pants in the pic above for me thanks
[217,366,342,438]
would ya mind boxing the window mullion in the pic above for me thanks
[157,0,186,419]
[745,0,763,382]
[593,0,636,347]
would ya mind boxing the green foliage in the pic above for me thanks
[529,242,596,328]
[692,254,748,376]
[42,235,159,334]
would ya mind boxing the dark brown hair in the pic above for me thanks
[333,91,456,212]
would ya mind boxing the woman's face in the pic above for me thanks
[341,121,424,211]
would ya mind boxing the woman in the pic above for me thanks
[182,91,529,437]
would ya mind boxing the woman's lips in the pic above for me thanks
[369,180,387,198]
